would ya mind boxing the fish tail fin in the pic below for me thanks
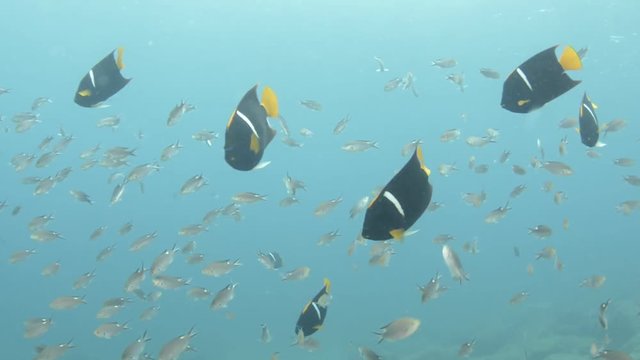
[323,278,331,293]
[373,332,384,344]
[559,46,582,71]
[116,47,125,70]
[261,86,279,117]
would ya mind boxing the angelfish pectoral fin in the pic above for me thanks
[250,133,261,154]
[389,228,405,241]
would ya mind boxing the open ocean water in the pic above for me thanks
[1,1,639,359]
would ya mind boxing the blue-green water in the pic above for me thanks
[1,1,639,359]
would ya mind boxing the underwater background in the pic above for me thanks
[1,0,639,359]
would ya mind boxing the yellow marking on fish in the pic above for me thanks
[226,112,235,129]
[367,193,380,209]
[78,89,91,97]
[390,228,405,241]
[261,86,279,117]
[416,145,431,176]
[517,99,530,107]
[301,301,311,314]
[250,133,260,154]
[116,47,125,70]
[559,46,582,71]
[323,278,331,293]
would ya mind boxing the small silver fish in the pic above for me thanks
[300,99,323,111]
[93,322,129,340]
[333,114,350,135]
[210,282,238,310]
[446,73,466,92]
[442,245,469,283]
[479,68,500,79]
[192,130,218,147]
[341,140,379,152]
[313,196,342,216]
[260,323,272,343]
[201,259,242,277]
[180,174,207,195]
[167,100,195,126]
[432,58,457,68]
[374,317,421,343]
[281,266,311,281]
[418,272,447,303]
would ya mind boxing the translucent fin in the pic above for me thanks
[267,126,277,145]
[261,86,279,118]
[250,133,260,154]
[559,46,582,71]
[116,47,125,70]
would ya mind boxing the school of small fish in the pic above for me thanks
[1,7,639,360]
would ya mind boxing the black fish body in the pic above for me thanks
[362,146,432,241]
[579,92,600,147]
[74,48,130,107]
[295,279,330,337]
[501,45,581,113]
[224,85,277,171]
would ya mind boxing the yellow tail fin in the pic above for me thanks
[559,46,582,71]
[323,278,331,293]
[416,145,431,176]
[261,86,279,118]
[116,47,125,70]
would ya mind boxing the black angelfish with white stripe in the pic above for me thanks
[578,92,600,147]
[501,45,582,113]
[224,85,279,171]
[295,278,331,338]
[361,145,432,241]
[74,48,131,108]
